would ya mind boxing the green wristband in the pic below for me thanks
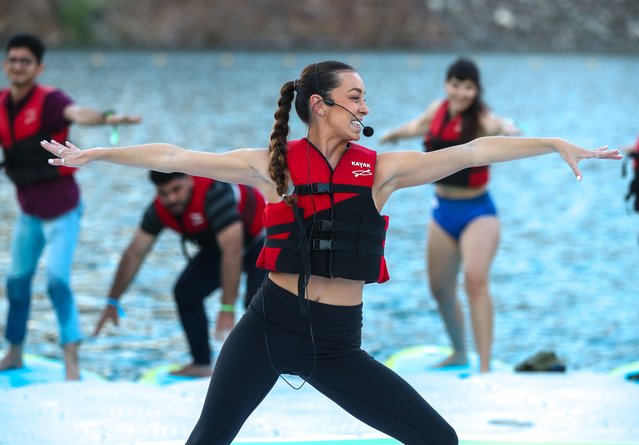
[102,109,116,121]
[220,304,235,313]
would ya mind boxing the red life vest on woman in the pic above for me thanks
[257,139,389,285]
[0,85,74,186]
[424,99,488,188]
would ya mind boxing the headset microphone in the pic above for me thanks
[322,98,374,137]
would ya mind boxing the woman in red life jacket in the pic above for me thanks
[380,58,519,372]
[42,60,619,445]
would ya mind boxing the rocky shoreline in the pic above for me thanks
[1,0,638,52]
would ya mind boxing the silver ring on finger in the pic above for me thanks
[61,158,65,166]
[57,148,63,156]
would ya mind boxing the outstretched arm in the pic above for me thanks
[374,136,621,206]
[481,111,521,136]
[63,105,142,126]
[379,100,439,144]
[41,140,273,191]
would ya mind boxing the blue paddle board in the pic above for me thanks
[384,344,512,376]
[609,360,639,383]
[0,353,103,388]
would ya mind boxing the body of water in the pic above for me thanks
[0,50,637,380]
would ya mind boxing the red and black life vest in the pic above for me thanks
[424,99,488,188]
[234,182,266,240]
[154,176,265,245]
[0,85,74,186]
[257,139,390,291]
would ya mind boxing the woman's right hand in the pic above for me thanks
[41,140,92,168]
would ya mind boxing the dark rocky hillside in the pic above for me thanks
[1,0,638,52]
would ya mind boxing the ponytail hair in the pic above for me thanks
[268,80,296,205]
[268,61,356,205]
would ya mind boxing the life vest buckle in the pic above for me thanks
[314,220,334,232]
[310,182,332,194]
[312,239,333,251]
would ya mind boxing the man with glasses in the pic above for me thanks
[0,33,141,379]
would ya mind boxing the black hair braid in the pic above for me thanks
[268,80,296,205]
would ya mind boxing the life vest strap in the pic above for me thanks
[311,239,384,256]
[292,205,311,314]
[295,183,370,195]
[266,238,382,255]
[266,222,298,236]
[313,219,386,239]
[267,218,386,239]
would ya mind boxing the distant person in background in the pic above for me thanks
[93,171,267,378]
[41,60,619,444]
[0,33,141,380]
[380,58,519,372]
[622,136,639,214]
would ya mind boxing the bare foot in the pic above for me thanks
[169,363,213,378]
[0,344,24,371]
[63,342,80,381]
[432,352,469,369]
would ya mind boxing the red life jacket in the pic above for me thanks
[234,182,267,240]
[154,176,265,244]
[0,85,74,186]
[257,139,389,285]
[424,99,488,187]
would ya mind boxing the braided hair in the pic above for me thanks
[267,61,355,205]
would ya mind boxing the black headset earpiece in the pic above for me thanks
[322,97,335,106]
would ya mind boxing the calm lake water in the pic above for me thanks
[0,50,637,380]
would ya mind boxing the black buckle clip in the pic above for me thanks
[312,239,333,250]
[311,183,332,194]
[314,220,334,232]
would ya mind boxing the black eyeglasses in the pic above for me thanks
[6,57,36,67]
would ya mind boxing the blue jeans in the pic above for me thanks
[4,203,83,346]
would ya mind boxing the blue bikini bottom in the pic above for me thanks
[431,192,497,241]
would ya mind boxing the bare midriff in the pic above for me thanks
[268,271,365,306]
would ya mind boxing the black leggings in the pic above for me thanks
[185,278,458,445]
[174,242,266,365]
